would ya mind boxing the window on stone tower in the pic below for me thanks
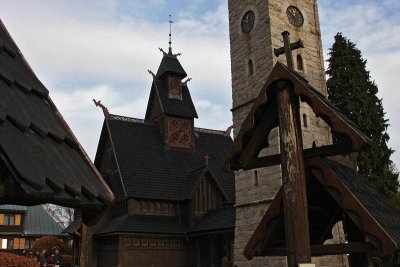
[247,59,254,77]
[254,170,259,186]
[297,55,304,71]
[303,114,308,128]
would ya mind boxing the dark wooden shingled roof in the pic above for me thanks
[190,206,235,234]
[156,52,187,79]
[95,214,188,236]
[0,20,113,222]
[95,207,235,236]
[145,80,198,119]
[96,115,234,202]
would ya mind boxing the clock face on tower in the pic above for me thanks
[287,6,304,27]
[241,10,255,33]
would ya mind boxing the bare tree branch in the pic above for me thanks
[42,204,74,228]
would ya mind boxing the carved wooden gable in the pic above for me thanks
[192,175,225,214]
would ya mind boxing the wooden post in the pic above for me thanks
[276,81,311,267]
[282,32,294,69]
[274,31,304,70]
[209,235,216,267]
[345,215,369,267]
[196,238,201,267]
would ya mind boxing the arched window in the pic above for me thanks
[312,141,317,148]
[247,59,254,77]
[303,113,308,128]
[297,54,304,71]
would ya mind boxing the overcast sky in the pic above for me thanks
[0,0,399,170]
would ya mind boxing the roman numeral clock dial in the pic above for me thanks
[287,6,304,27]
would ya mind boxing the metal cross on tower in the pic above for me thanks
[274,31,304,70]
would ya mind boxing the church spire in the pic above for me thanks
[155,17,186,80]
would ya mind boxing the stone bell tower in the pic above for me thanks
[228,1,347,266]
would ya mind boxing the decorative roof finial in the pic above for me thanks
[147,69,156,79]
[168,14,173,54]
[158,15,181,57]
[181,77,192,86]
[225,125,234,136]
[93,99,109,118]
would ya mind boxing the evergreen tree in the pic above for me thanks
[326,33,399,198]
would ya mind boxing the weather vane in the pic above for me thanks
[159,15,181,57]
[169,14,173,53]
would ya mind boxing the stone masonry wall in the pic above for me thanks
[228,0,347,266]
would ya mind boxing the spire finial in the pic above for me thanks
[168,14,173,54]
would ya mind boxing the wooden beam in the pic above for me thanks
[242,143,353,170]
[238,102,278,167]
[244,188,283,260]
[276,83,311,266]
[260,243,374,257]
[274,39,304,57]
[311,243,373,257]
[243,154,281,170]
[345,214,369,266]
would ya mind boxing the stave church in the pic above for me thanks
[71,44,236,267]
[1,0,400,266]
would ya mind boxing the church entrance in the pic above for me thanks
[190,233,233,267]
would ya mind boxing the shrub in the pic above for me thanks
[33,236,64,253]
[0,252,39,267]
